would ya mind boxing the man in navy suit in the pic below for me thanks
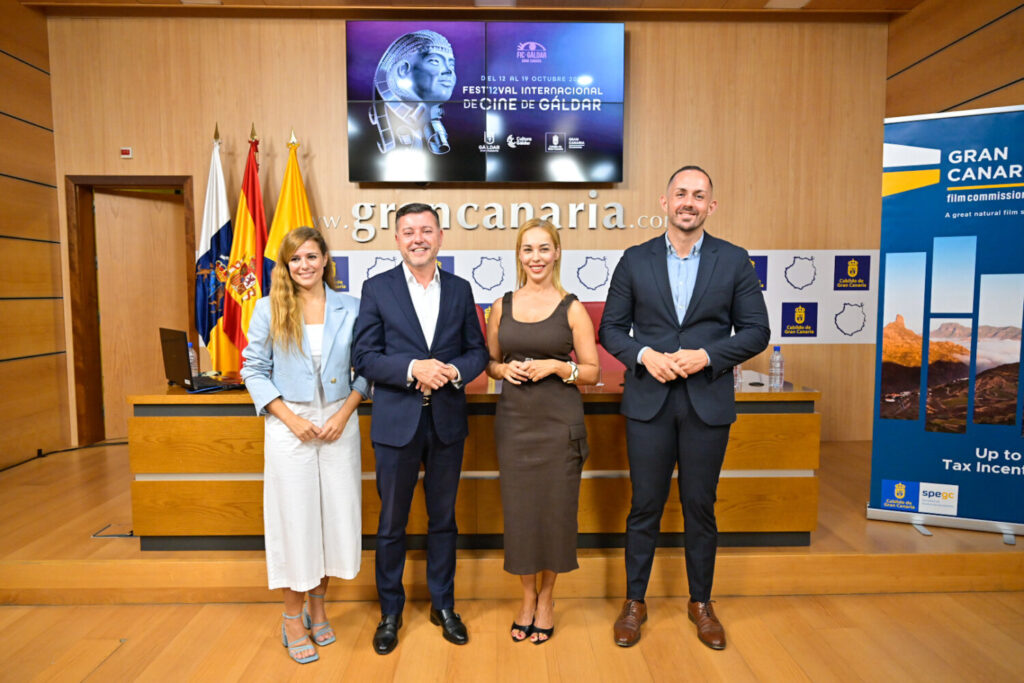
[599,166,770,650]
[353,202,488,655]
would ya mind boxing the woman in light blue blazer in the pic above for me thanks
[242,226,369,665]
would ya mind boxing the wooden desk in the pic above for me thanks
[128,373,819,549]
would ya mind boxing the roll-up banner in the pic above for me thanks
[868,105,1024,535]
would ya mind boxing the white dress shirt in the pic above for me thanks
[403,262,461,388]
[403,262,441,348]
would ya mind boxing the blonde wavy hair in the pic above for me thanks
[269,227,336,351]
[515,217,566,295]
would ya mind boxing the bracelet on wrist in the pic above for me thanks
[563,360,579,384]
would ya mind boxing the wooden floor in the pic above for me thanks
[2,593,1023,681]
[2,442,1024,679]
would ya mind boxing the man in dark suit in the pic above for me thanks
[353,202,488,655]
[599,166,770,650]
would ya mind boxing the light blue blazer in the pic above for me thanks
[241,285,370,416]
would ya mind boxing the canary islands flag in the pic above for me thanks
[265,138,313,280]
[219,137,268,371]
[195,139,234,371]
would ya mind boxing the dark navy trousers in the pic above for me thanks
[373,405,463,615]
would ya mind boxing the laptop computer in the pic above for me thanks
[159,328,244,392]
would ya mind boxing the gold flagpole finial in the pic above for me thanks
[289,128,298,146]
[213,122,220,143]
[250,123,258,141]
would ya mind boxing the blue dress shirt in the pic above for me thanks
[667,231,704,325]
[635,232,709,367]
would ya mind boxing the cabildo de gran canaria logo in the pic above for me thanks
[833,254,870,290]
[882,479,917,511]
[882,142,1024,203]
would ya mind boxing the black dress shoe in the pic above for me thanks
[429,607,469,645]
[373,614,402,655]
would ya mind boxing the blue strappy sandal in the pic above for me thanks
[304,592,337,646]
[281,612,319,664]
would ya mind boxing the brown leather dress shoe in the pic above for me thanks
[613,599,647,647]
[688,600,726,650]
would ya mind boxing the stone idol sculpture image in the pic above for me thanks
[370,30,456,155]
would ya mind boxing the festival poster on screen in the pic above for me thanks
[345,21,624,183]
[869,106,1024,530]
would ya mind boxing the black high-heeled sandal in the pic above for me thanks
[531,599,554,644]
[530,624,554,645]
[510,619,534,642]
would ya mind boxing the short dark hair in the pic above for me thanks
[395,202,440,227]
[667,165,713,191]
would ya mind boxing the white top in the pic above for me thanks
[305,323,324,361]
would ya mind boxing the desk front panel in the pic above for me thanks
[129,387,819,539]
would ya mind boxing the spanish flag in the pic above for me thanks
[218,135,268,373]
[265,135,313,281]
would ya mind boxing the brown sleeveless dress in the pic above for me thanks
[494,292,589,574]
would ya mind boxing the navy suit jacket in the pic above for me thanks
[353,264,488,447]
[599,232,770,426]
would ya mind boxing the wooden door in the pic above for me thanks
[93,189,188,438]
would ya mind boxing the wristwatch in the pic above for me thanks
[563,360,579,384]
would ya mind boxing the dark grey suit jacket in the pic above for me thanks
[599,232,770,425]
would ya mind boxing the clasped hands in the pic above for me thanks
[285,408,352,443]
[412,358,459,392]
[640,348,708,384]
[499,358,562,385]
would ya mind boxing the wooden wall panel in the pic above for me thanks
[0,238,61,298]
[0,53,53,129]
[0,299,64,360]
[887,0,1021,75]
[0,354,69,469]
[0,0,65,457]
[0,0,48,72]
[0,176,59,241]
[47,18,888,440]
[46,18,886,253]
[886,1,1024,117]
[950,80,1024,113]
[0,113,55,185]
[886,8,1024,117]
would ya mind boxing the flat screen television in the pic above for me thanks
[346,21,625,183]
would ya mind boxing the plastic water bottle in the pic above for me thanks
[188,342,200,378]
[768,345,784,391]
[733,363,742,391]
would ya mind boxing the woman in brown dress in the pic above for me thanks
[486,218,600,644]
